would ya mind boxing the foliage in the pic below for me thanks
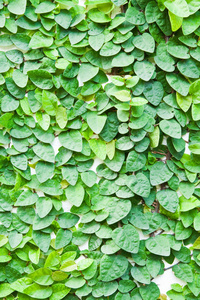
[0,0,200,299]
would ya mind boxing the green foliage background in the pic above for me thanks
[0,0,200,299]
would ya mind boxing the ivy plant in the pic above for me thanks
[0,0,200,299]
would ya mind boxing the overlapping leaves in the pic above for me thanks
[0,0,200,299]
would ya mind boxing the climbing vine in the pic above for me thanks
[0,0,200,299]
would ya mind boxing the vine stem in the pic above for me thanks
[164,261,179,271]
[155,229,164,235]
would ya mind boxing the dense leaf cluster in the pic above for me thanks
[0,0,200,299]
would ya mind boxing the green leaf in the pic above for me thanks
[60,76,79,97]
[24,283,52,299]
[10,154,27,171]
[0,283,14,297]
[36,162,55,183]
[172,263,193,282]
[126,150,146,172]
[100,179,119,195]
[77,258,94,270]
[57,212,79,228]
[175,221,192,240]
[159,119,181,138]
[118,280,135,293]
[8,230,22,248]
[145,235,171,256]
[79,63,99,82]
[164,0,189,17]
[106,199,131,224]
[134,61,155,81]
[28,268,53,286]
[104,149,125,172]
[100,111,119,142]
[101,239,120,254]
[55,10,72,29]
[176,93,192,112]
[133,33,155,53]
[149,126,160,148]
[28,70,53,90]
[182,11,200,35]
[45,251,61,268]
[157,189,179,212]
[50,284,70,300]
[130,173,150,198]
[15,190,38,206]
[130,97,148,106]
[62,166,78,185]
[13,69,28,88]
[35,113,50,131]
[126,76,139,88]
[87,111,107,134]
[29,32,53,49]
[145,1,160,23]
[194,213,200,231]
[189,142,200,154]
[56,107,68,129]
[150,161,173,186]
[92,281,118,297]
[33,214,54,230]
[35,1,56,13]
[33,142,55,163]
[10,33,30,50]
[36,197,52,218]
[89,33,104,52]
[112,52,134,67]
[100,255,128,281]
[114,90,131,102]
[89,139,107,160]
[6,78,26,99]
[69,31,86,46]
[42,90,58,116]
[167,39,190,59]
[192,103,200,121]
[139,282,160,300]
[125,7,145,25]
[81,81,101,96]
[112,224,139,253]
[155,43,175,72]
[88,8,111,23]
[131,266,151,284]
[0,235,8,247]
[100,41,121,56]
[179,182,194,199]
[166,73,190,96]
[81,171,97,187]
[65,183,85,207]
[146,257,161,278]
[8,0,26,15]
[32,231,50,254]
[65,277,85,288]
[0,52,10,73]
[169,11,183,32]
[0,248,12,262]
[179,195,200,211]
[106,140,115,160]
[55,229,72,249]
[189,78,200,101]
[59,130,82,152]
[177,59,199,79]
